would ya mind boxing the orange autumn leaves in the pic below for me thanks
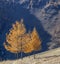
[4,19,41,53]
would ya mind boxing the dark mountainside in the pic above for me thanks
[0,0,60,61]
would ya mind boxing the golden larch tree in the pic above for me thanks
[3,19,41,58]
[31,27,41,51]
[4,19,26,53]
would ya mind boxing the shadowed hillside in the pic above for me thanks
[0,2,51,61]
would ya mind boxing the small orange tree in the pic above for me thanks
[4,19,41,58]
[4,19,26,53]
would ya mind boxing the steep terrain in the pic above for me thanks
[0,0,60,61]
[0,0,60,49]
[32,1,60,49]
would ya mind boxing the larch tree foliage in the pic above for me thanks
[31,28,41,51]
[4,19,26,53]
[3,19,41,58]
